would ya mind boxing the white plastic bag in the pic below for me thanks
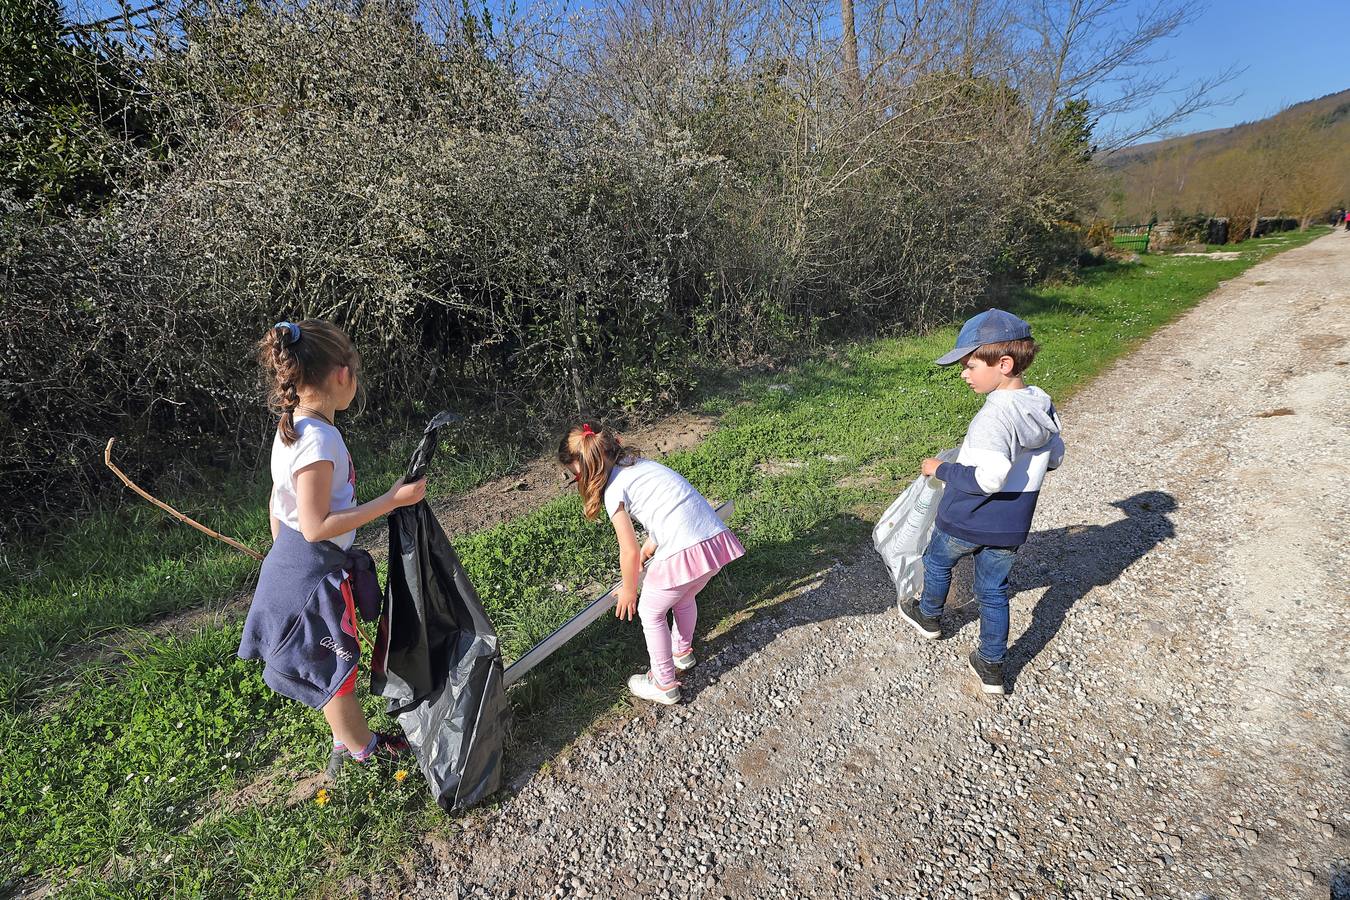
[872,450,955,603]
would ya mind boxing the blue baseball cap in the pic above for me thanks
[935,308,1033,365]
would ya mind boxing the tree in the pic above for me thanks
[839,0,862,107]
[1016,0,1240,151]
[1201,145,1262,241]
[1275,114,1341,229]
[0,0,146,209]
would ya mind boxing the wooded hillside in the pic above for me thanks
[1102,88,1350,228]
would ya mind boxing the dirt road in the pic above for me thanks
[394,232,1350,899]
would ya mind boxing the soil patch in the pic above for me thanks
[419,411,718,539]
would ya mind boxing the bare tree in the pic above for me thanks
[1200,144,1263,240]
[1275,114,1341,229]
[839,0,862,106]
[1017,0,1240,151]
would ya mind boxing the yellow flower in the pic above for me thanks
[315,788,330,807]
[394,769,408,783]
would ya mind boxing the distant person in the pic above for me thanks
[558,424,745,705]
[240,319,426,774]
[899,309,1065,695]
[1344,210,1349,231]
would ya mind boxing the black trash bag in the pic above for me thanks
[371,411,508,810]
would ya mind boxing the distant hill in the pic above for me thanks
[1099,88,1350,231]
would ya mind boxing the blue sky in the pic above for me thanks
[63,0,1348,145]
[1103,0,1350,143]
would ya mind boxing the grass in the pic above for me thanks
[0,431,524,708]
[0,226,1329,897]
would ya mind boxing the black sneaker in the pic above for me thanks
[899,598,942,639]
[968,651,1006,695]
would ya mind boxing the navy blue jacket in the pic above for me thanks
[239,524,379,709]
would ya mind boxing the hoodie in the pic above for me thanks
[935,386,1065,548]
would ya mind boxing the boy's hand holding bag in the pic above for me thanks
[873,449,957,604]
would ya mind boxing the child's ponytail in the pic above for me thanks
[557,423,635,521]
[256,320,360,446]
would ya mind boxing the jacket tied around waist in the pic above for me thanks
[239,524,380,709]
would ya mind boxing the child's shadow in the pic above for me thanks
[944,490,1177,690]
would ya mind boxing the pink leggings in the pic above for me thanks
[640,571,716,686]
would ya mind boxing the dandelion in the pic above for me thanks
[394,769,408,783]
[315,788,330,807]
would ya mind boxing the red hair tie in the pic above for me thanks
[581,423,595,437]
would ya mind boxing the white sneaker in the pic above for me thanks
[627,672,681,705]
[673,650,697,671]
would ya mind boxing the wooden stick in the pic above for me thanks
[104,438,265,562]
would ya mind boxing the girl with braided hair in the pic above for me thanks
[240,319,425,772]
[558,423,744,705]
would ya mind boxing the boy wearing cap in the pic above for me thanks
[900,308,1065,695]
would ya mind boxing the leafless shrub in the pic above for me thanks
[6,0,1191,519]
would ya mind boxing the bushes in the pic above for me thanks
[1,0,1098,522]
[0,0,149,210]
[4,5,698,510]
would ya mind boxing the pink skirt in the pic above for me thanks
[644,530,746,590]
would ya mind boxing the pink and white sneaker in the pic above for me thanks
[627,672,681,705]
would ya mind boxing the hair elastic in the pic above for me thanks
[581,423,595,437]
[274,321,301,346]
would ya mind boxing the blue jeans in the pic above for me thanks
[919,526,1018,664]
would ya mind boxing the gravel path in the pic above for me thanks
[391,233,1350,899]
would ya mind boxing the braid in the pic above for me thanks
[255,318,358,446]
[278,377,301,445]
[262,326,305,446]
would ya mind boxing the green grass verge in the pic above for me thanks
[0,226,1328,897]
[0,432,524,708]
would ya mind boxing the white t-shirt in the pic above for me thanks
[603,458,725,560]
[270,417,357,549]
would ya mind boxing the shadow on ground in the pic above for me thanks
[943,490,1178,691]
[1332,861,1350,900]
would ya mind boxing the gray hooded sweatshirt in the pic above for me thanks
[934,386,1065,547]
